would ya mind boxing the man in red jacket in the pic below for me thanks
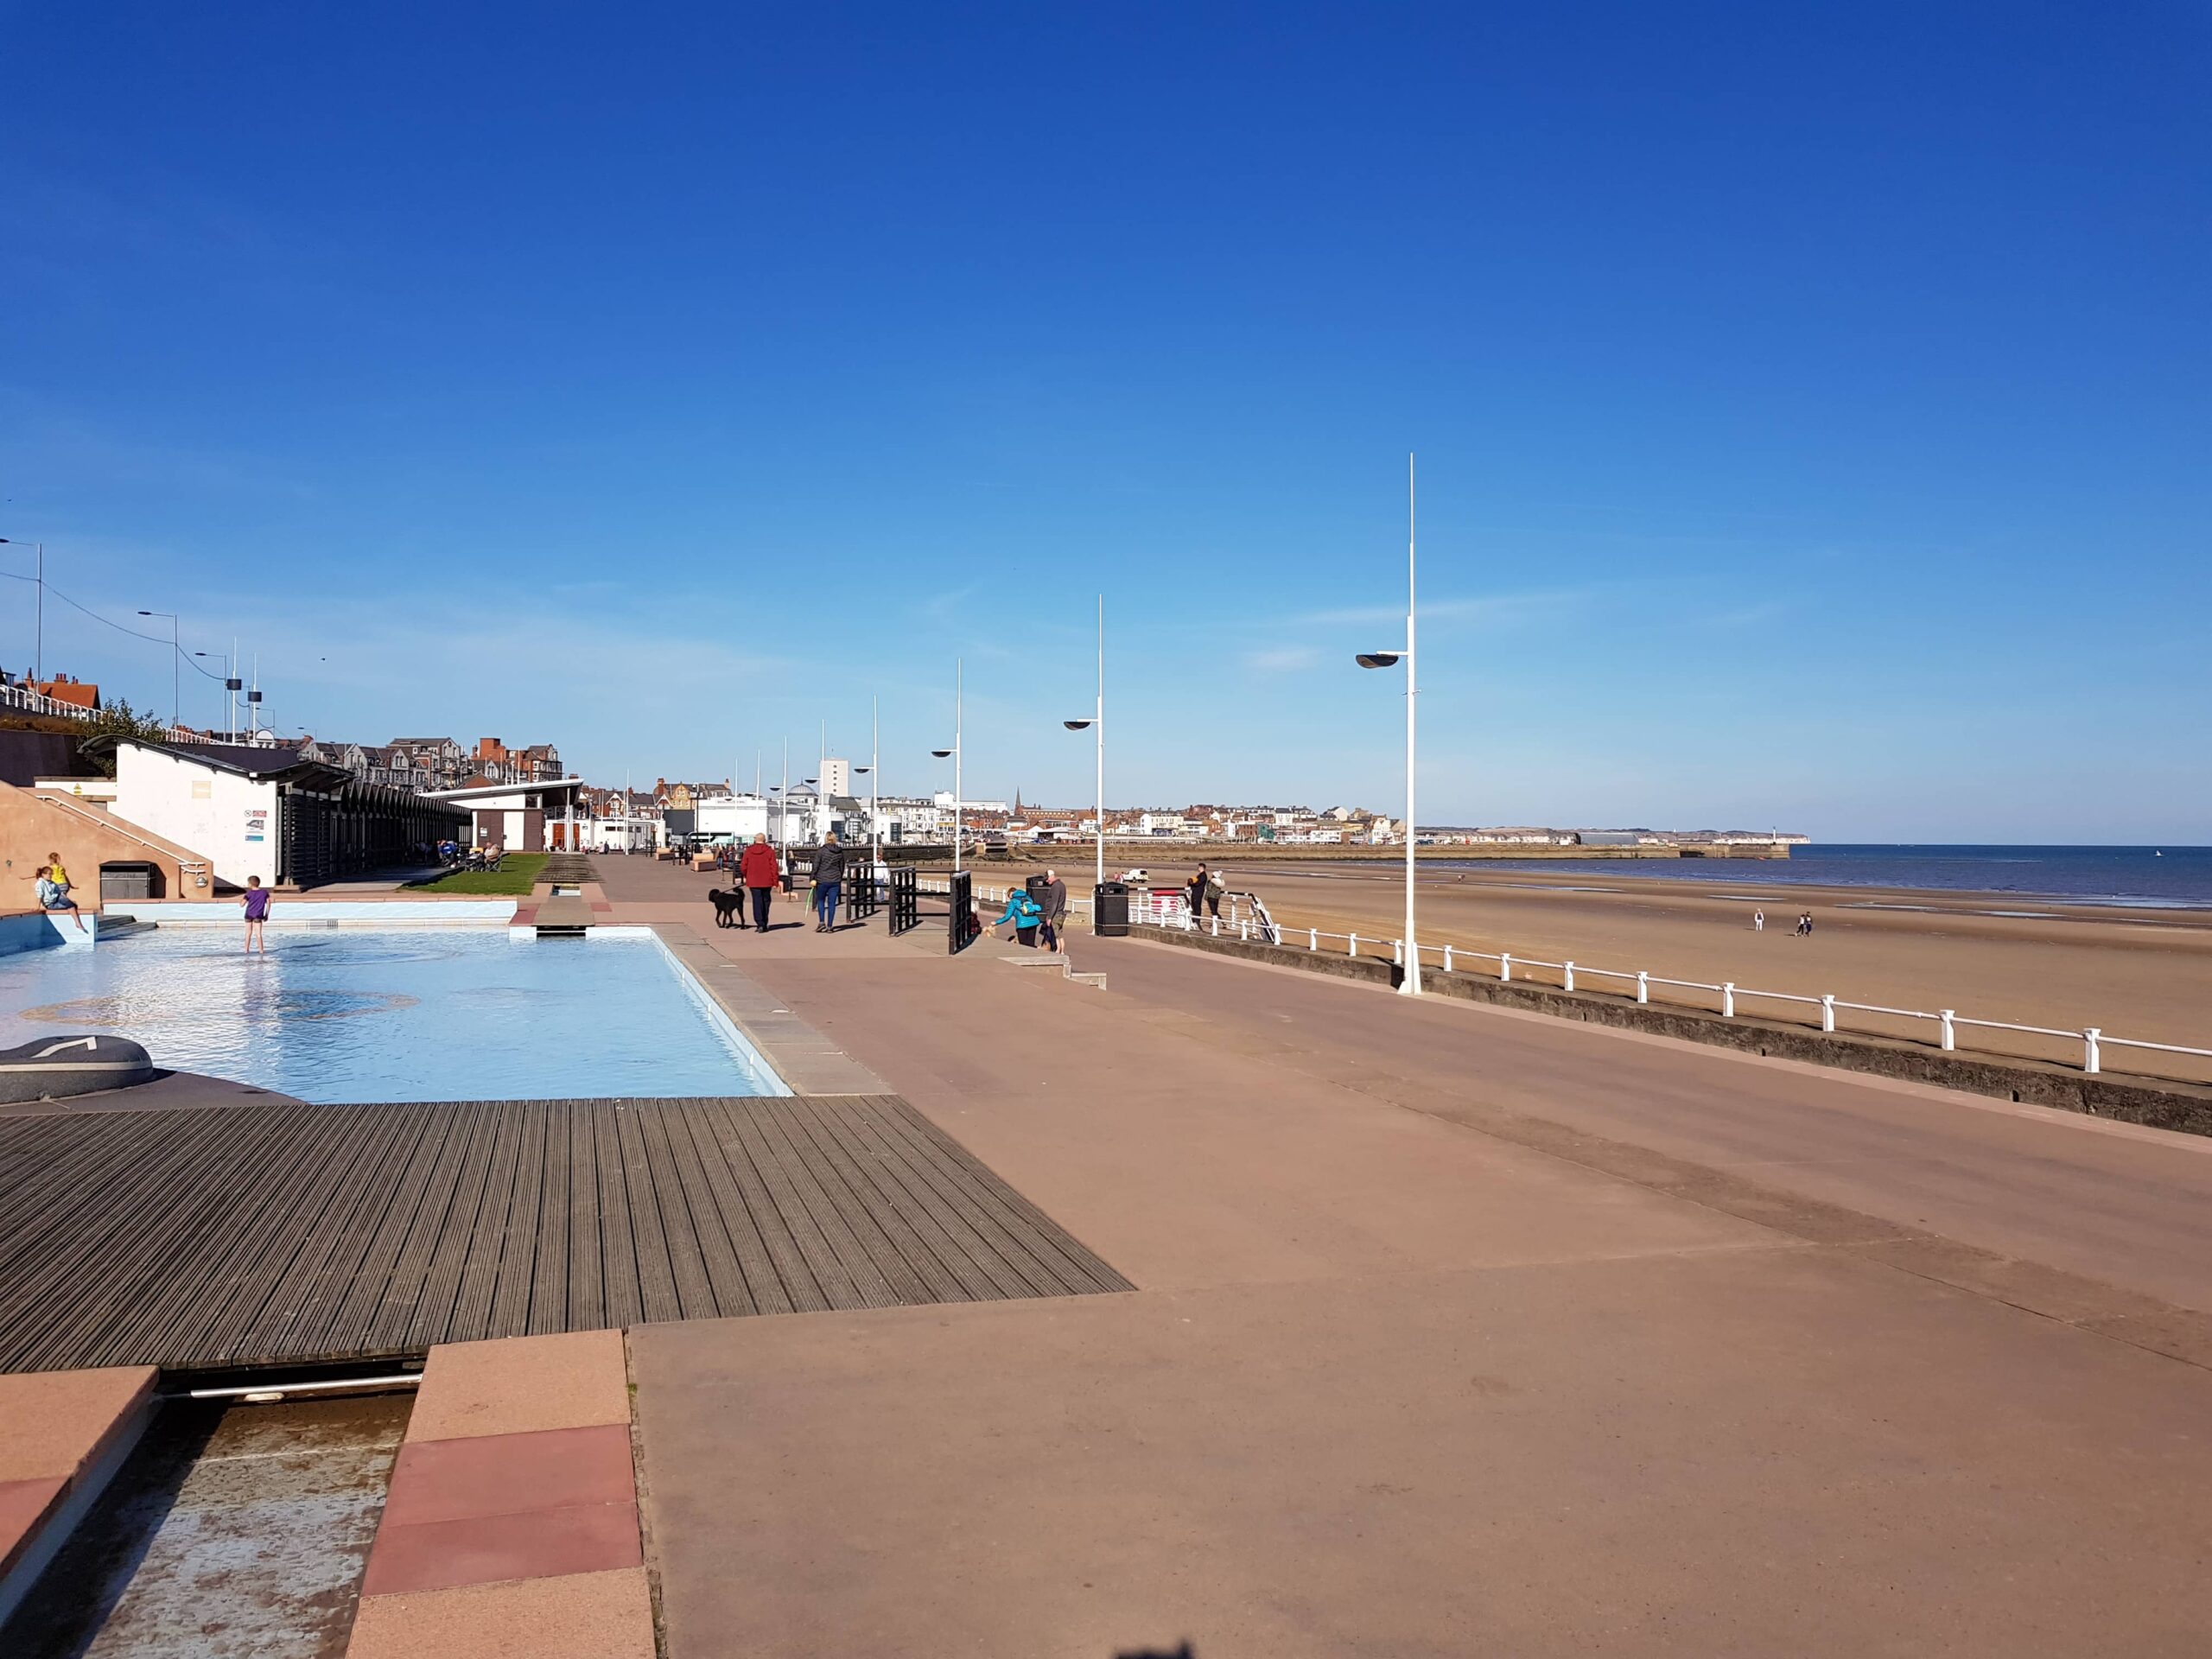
[738,833,781,932]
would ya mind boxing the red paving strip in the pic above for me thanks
[346,1334,650,1656]
[0,1476,67,1576]
[0,1366,156,1585]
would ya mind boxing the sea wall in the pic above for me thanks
[1128,924,2212,1139]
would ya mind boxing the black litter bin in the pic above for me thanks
[1093,880,1131,938]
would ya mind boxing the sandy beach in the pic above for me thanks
[1000,855,2212,1084]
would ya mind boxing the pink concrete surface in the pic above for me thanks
[404,1330,630,1443]
[361,1497,642,1597]
[0,1475,67,1576]
[345,1566,655,1659]
[0,1365,155,1483]
[381,1425,636,1529]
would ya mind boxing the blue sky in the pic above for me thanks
[2,3,2205,840]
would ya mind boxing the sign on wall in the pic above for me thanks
[245,807,269,844]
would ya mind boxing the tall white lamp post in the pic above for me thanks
[931,658,963,874]
[1356,454,1421,995]
[1062,594,1106,889]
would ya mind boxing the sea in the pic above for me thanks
[1435,845,2212,910]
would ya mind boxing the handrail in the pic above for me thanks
[1115,904,2209,1079]
[27,789,214,883]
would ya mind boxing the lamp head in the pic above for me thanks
[931,748,953,759]
[1355,652,1402,670]
[1064,719,1094,731]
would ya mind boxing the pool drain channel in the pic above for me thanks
[4,1379,414,1658]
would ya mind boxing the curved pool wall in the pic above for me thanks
[0,923,791,1103]
[104,899,521,926]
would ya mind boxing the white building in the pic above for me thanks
[694,793,772,845]
[821,758,854,797]
[424,777,590,852]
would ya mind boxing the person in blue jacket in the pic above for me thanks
[994,884,1044,947]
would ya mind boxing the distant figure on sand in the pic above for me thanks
[811,833,847,932]
[1796,911,1814,938]
[739,833,781,931]
[1753,909,1764,932]
[240,875,270,952]
[1039,868,1069,954]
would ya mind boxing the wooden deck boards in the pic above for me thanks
[0,1095,1130,1376]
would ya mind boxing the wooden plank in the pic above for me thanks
[0,1092,1129,1375]
[493,1102,551,1339]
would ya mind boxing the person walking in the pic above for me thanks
[811,832,847,932]
[739,832,781,932]
[994,882,1044,947]
[1039,868,1069,954]
[240,874,271,952]
[1796,911,1814,938]
[1753,909,1765,932]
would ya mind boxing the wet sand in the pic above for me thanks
[1012,855,2212,1084]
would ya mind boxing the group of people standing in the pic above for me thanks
[1751,909,1817,937]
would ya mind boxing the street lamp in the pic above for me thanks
[1355,454,1421,995]
[137,610,180,730]
[0,539,44,681]
[1060,594,1105,888]
[931,658,964,873]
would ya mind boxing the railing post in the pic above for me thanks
[1636,970,1649,1004]
[1442,945,1452,973]
[1239,919,1249,942]
[1349,932,1357,958]
[1939,1009,1955,1051]
[1721,982,1735,1018]
[1821,994,1835,1033]
[1563,960,1575,993]
[1210,915,1219,937]
[1393,938,1402,965]
[1500,952,1511,983]
[1308,927,1317,951]
[2083,1027,2101,1074]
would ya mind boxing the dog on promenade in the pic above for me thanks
[708,887,744,929]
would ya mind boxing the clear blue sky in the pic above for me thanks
[3,3,2205,841]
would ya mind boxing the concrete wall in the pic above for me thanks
[0,909,98,955]
[0,780,212,909]
[112,746,279,888]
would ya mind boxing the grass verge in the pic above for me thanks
[409,852,550,895]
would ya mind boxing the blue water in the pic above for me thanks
[0,929,789,1103]
[1438,845,2212,909]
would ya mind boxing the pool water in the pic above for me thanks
[0,928,789,1103]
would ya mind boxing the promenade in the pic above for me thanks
[588,856,2212,1656]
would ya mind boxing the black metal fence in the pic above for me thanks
[887,866,918,935]
[846,860,883,922]
[948,870,979,955]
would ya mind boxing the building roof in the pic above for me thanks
[424,774,589,803]
[87,735,354,791]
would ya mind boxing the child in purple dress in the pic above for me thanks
[240,876,270,953]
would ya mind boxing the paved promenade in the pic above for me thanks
[593,857,2212,1656]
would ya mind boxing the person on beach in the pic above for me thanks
[739,832,781,931]
[1753,909,1765,932]
[811,832,847,932]
[1796,911,1814,938]
[33,864,86,931]
[1186,863,1208,924]
[995,883,1044,947]
[1039,868,1069,954]
[240,874,270,952]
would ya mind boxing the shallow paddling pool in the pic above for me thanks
[0,927,788,1102]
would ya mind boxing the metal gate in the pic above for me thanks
[887,866,918,935]
[947,870,979,955]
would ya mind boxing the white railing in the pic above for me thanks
[1122,907,2209,1082]
[0,683,99,721]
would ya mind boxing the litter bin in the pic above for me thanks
[1093,880,1131,938]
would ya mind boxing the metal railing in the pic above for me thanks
[0,683,99,721]
[1115,905,2208,1082]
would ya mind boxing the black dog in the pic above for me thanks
[708,887,745,929]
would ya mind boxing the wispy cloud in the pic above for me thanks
[1243,645,1322,672]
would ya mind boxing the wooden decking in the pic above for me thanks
[0,1095,1130,1376]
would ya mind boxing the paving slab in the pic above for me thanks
[382,1424,635,1526]
[406,1330,631,1443]
[346,1565,655,1659]
[633,1249,2212,1658]
[362,1498,643,1596]
[0,1365,156,1482]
